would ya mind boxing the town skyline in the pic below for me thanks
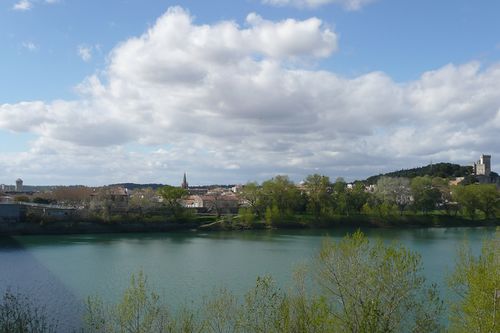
[1,0,500,186]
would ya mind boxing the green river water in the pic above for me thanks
[0,227,496,331]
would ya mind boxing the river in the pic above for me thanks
[0,227,496,331]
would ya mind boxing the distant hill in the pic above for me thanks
[365,163,473,184]
[107,183,165,190]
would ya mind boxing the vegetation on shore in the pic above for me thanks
[5,170,499,234]
[1,230,498,332]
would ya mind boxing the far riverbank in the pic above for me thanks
[0,214,498,235]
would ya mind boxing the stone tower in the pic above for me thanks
[181,173,189,189]
[473,154,491,176]
[15,178,23,192]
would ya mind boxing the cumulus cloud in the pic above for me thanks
[0,7,499,184]
[12,0,32,11]
[77,45,93,62]
[262,0,377,10]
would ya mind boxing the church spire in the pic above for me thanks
[181,173,188,189]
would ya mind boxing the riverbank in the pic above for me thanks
[0,213,498,235]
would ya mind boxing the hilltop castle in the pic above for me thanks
[473,154,491,176]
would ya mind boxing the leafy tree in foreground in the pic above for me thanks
[315,231,443,333]
[84,271,173,333]
[0,290,58,333]
[448,230,500,333]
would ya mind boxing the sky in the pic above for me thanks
[1,0,499,186]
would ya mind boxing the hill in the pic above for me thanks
[365,163,473,184]
[107,183,165,190]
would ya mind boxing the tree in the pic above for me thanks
[261,175,302,221]
[346,182,369,215]
[0,290,58,333]
[453,185,481,219]
[410,176,441,214]
[374,177,412,215]
[240,182,264,218]
[303,174,332,221]
[47,186,93,205]
[315,231,443,332]
[157,185,188,218]
[448,230,500,332]
[129,188,161,215]
[476,184,500,219]
[84,271,172,333]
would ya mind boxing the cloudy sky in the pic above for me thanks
[1,0,499,186]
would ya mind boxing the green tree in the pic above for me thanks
[448,230,500,332]
[84,271,172,333]
[0,290,58,333]
[315,231,443,333]
[240,182,264,218]
[453,185,481,219]
[303,174,332,221]
[476,184,500,219]
[157,185,188,218]
[332,177,348,215]
[261,176,302,221]
[346,182,369,215]
[410,176,442,214]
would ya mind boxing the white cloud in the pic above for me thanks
[262,0,377,10]
[1,7,499,185]
[22,41,38,51]
[77,45,93,62]
[13,0,32,11]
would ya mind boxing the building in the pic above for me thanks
[15,178,23,192]
[473,154,491,176]
[181,173,189,190]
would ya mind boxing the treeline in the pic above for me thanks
[1,231,499,332]
[366,162,474,184]
[237,174,500,226]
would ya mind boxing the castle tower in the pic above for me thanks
[15,178,23,192]
[181,173,189,189]
[474,154,491,176]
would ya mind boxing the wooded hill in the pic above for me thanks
[365,163,473,184]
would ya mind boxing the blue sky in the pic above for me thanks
[1,0,500,185]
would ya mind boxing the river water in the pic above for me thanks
[0,227,496,331]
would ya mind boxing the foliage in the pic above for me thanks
[452,184,499,219]
[315,231,443,332]
[367,162,472,184]
[0,290,58,333]
[410,176,442,214]
[240,182,264,218]
[47,186,93,204]
[303,174,331,220]
[238,207,255,226]
[374,177,412,215]
[448,230,500,332]
[261,176,303,222]
[84,271,172,333]
[129,188,162,215]
[13,196,30,203]
[157,185,188,218]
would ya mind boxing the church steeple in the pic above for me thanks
[181,173,189,189]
